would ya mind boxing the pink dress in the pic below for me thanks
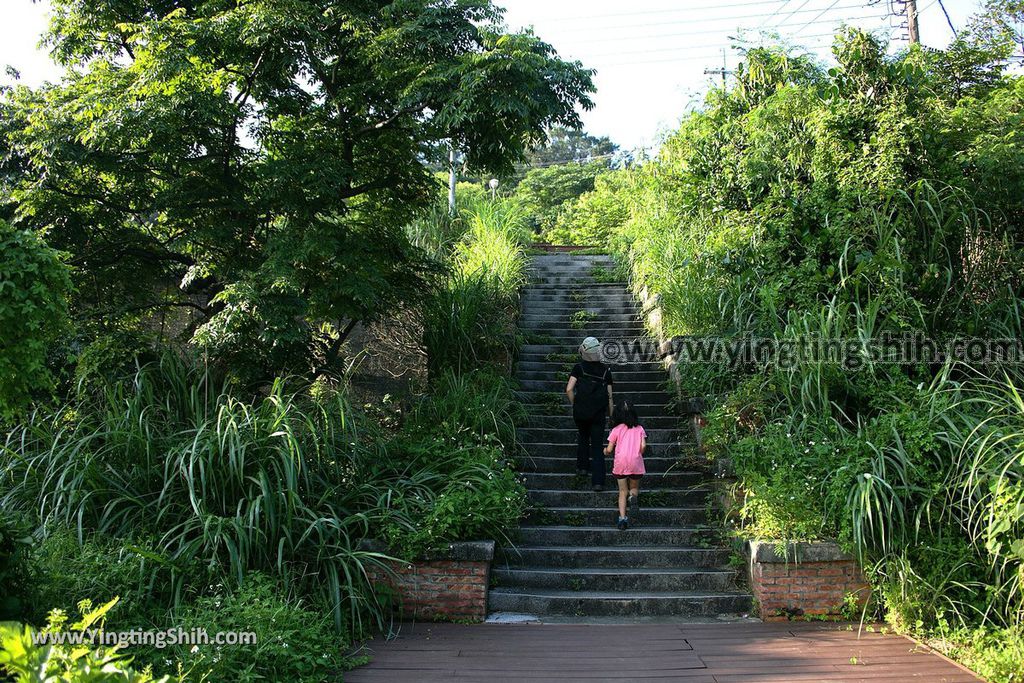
[608,424,646,476]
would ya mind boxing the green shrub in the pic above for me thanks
[0,220,71,420]
[606,24,1024,679]
[544,170,633,245]
[30,531,188,629]
[422,197,529,378]
[1,357,399,632]
[163,574,348,683]
[0,598,175,682]
[0,510,36,621]
[513,162,605,233]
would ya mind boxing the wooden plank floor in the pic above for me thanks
[346,622,983,683]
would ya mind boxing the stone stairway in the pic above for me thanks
[488,252,753,619]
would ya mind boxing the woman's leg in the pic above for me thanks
[574,417,591,474]
[617,478,628,519]
[589,418,606,487]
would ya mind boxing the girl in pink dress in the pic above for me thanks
[604,400,646,530]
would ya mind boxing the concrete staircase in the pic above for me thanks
[488,252,752,619]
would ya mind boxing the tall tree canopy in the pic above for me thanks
[526,125,617,166]
[2,0,594,380]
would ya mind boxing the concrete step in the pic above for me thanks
[518,427,682,444]
[519,331,650,346]
[520,306,641,320]
[525,281,627,290]
[523,506,708,527]
[517,526,707,546]
[522,299,637,313]
[522,413,682,429]
[516,361,664,374]
[520,313,642,324]
[519,322,644,335]
[492,566,741,593]
[527,255,616,266]
[518,325,647,337]
[518,407,680,425]
[517,456,699,474]
[518,379,668,394]
[487,587,752,617]
[496,545,732,569]
[518,344,661,362]
[520,442,687,458]
[522,471,705,490]
[527,276,628,286]
[527,487,711,507]
[516,370,666,384]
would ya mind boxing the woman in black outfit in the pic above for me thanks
[565,337,614,491]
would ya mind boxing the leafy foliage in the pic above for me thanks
[513,161,606,234]
[422,197,529,378]
[544,170,633,245]
[599,25,1024,680]
[2,0,594,383]
[0,220,71,420]
[0,598,174,682]
[167,574,347,683]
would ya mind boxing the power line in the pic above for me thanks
[581,28,873,60]
[771,0,816,30]
[937,0,958,38]
[542,0,801,24]
[792,0,846,35]
[560,10,887,46]
[549,2,873,34]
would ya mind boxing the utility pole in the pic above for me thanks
[704,49,734,88]
[907,0,920,44]
[448,143,457,215]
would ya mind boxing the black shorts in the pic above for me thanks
[614,474,643,481]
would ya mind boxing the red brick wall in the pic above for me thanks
[370,559,491,622]
[751,558,871,621]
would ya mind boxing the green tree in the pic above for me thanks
[513,161,605,234]
[526,125,617,166]
[3,0,594,380]
[0,221,71,419]
[544,169,633,245]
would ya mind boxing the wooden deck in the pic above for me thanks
[346,622,982,682]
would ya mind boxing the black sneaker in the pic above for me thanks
[576,468,589,477]
[592,484,603,492]
[616,517,628,531]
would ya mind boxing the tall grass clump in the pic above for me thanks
[1,355,528,637]
[1,356,394,632]
[422,196,530,378]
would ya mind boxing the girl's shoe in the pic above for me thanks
[616,517,628,531]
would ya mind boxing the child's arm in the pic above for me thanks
[640,436,647,454]
[603,426,618,456]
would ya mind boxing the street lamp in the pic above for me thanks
[489,178,499,200]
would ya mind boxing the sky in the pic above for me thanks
[0,0,985,152]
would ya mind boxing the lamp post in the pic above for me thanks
[489,178,499,201]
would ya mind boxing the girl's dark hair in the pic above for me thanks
[613,400,640,429]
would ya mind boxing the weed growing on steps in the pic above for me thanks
[589,265,623,283]
[569,310,597,329]
[520,331,560,346]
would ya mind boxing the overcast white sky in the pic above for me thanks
[0,0,983,151]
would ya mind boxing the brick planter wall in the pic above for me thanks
[366,541,494,622]
[747,540,871,621]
